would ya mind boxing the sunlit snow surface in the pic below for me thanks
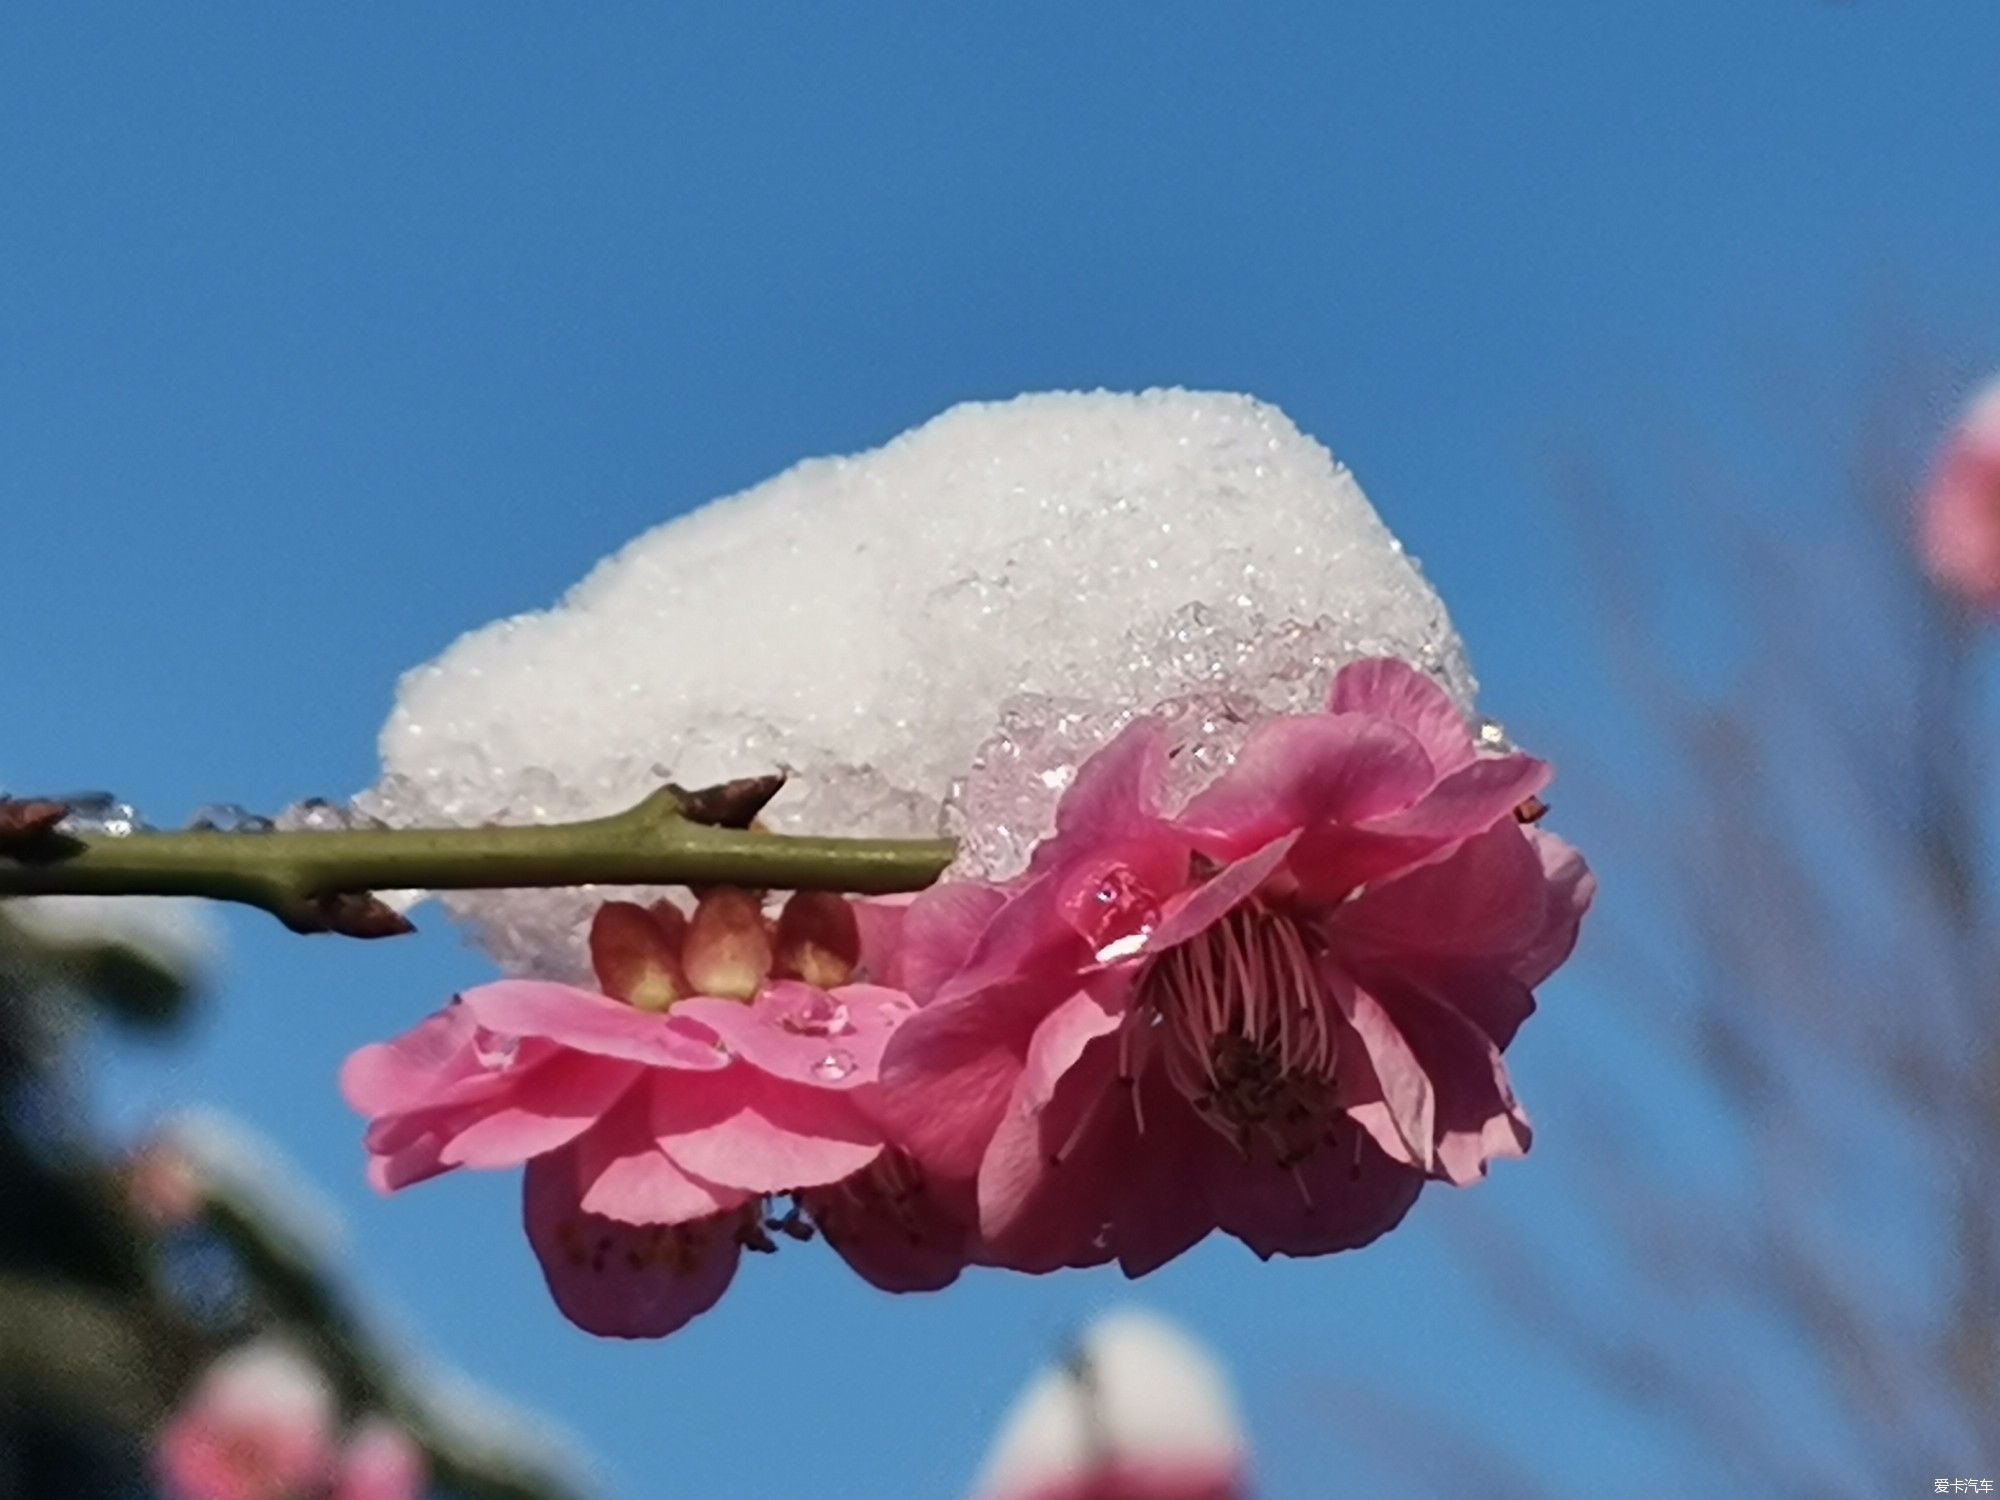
[365,390,1474,977]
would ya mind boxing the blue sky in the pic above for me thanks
[6,4,1999,1496]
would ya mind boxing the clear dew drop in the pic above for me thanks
[275,797,373,833]
[1088,869,1159,961]
[1094,929,1153,963]
[186,803,274,833]
[810,1049,856,1082]
[780,992,854,1038]
[52,792,150,838]
[474,1034,520,1069]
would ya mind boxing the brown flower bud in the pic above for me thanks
[683,888,774,1001]
[773,891,861,988]
[589,901,691,1012]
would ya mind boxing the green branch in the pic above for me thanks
[0,781,955,937]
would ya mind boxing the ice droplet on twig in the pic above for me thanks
[274,797,378,833]
[186,803,274,833]
[54,792,151,838]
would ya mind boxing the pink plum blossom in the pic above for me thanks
[331,1418,428,1500]
[156,1341,337,1500]
[1920,378,2000,612]
[876,657,1594,1276]
[343,890,931,1337]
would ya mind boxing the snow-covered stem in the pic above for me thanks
[0,782,955,937]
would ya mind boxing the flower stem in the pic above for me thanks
[0,784,956,937]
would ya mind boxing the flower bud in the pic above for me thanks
[683,888,774,1001]
[589,901,690,1013]
[773,891,861,988]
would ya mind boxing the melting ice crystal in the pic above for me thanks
[363,390,1475,977]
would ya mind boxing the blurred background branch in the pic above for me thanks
[0,902,592,1500]
[1449,347,2000,1492]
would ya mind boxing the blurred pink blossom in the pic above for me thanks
[971,1310,1248,1500]
[155,1341,337,1500]
[330,1418,428,1500]
[1919,378,2000,610]
[125,1134,205,1227]
[876,658,1593,1275]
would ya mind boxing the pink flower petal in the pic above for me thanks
[1333,823,1552,965]
[1018,986,1126,1111]
[457,980,729,1070]
[1332,980,1435,1174]
[978,1039,1127,1273]
[572,1087,751,1224]
[364,1129,456,1194]
[1106,1067,1223,1277]
[853,894,912,984]
[934,874,1097,1007]
[655,1066,883,1193]
[1362,753,1551,842]
[438,1053,643,1169]
[670,981,907,1090]
[1141,833,1298,955]
[354,1039,587,1192]
[1374,982,1532,1185]
[1026,717,1172,877]
[890,883,1008,1000]
[1512,828,1596,987]
[523,1149,743,1339]
[805,1150,981,1292]
[1327,657,1479,775]
[1177,715,1437,859]
[1203,1128,1423,1259]
[339,1006,479,1116]
[1285,754,1553,902]
[873,977,1073,1183]
[977,1035,1221,1277]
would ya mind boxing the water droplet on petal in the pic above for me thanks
[1094,930,1152,962]
[1083,867,1159,960]
[811,1049,856,1082]
[779,990,853,1037]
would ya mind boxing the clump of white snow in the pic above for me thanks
[969,1307,1247,1500]
[364,389,1474,977]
